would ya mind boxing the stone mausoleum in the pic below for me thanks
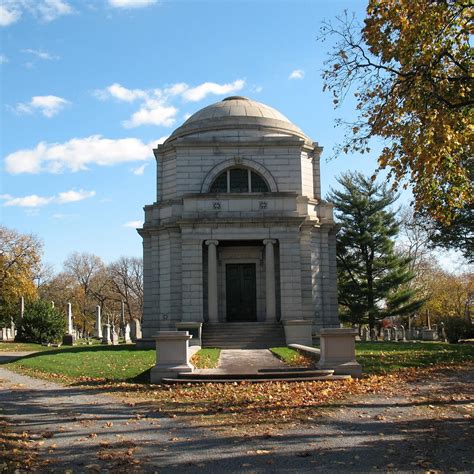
[138,96,339,348]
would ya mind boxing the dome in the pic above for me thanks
[165,96,311,144]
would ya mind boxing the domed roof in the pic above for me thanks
[165,96,311,143]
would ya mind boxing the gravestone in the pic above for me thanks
[94,305,102,339]
[111,330,119,346]
[124,323,132,344]
[62,303,75,345]
[120,301,126,338]
[383,328,391,341]
[392,328,399,342]
[102,324,112,345]
[400,325,406,342]
[439,322,447,342]
[130,319,142,342]
[370,327,378,341]
[362,327,368,342]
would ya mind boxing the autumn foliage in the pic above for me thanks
[321,0,472,223]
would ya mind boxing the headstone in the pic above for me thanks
[440,322,447,342]
[130,319,142,342]
[362,327,368,342]
[66,303,73,334]
[392,328,399,342]
[62,302,75,345]
[95,305,103,339]
[124,323,132,343]
[400,325,406,342]
[102,324,112,345]
[370,327,378,341]
[120,301,126,337]
[383,328,391,341]
[111,330,119,346]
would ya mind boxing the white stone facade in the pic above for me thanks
[138,97,339,345]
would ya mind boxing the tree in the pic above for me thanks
[424,202,473,263]
[0,226,42,326]
[321,0,473,223]
[328,172,423,329]
[16,300,66,344]
[108,257,143,322]
[64,252,109,334]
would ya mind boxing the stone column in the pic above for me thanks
[205,240,219,322]
[95,305,102,339]
[263,239,276,321]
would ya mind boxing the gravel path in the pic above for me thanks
[1,366,473,472]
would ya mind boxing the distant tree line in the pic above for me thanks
[0,225,143,337]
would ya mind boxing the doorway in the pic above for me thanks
[225,263,257,321]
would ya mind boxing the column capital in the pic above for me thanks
[205,239,219,246]
[263,238,276,246]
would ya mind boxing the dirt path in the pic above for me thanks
[1,366,473,472]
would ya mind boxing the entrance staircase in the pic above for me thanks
[202,322,286,349]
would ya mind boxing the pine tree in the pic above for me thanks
[328,172,423,330]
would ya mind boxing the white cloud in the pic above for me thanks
[289,69,304,80]
[95,79,246,128]
[1,194,52,207]
[0,54,8,64]
[11,95,70,118]
[123,102,177,128]
[21,48,59,60]
[132,163,147,175]
[4,135,161,174]
[123,220,143,228]
[1,189,95,207]
[0,0,72,26]
[109,0,157,8]
[57,189,95,203]
[0,3,21,26]
[94,83,147,102]
[181,79,245,102]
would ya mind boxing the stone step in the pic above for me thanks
[178,369,334,380]
[162,375,351,385]
[202,321,286,349]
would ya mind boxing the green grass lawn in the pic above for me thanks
[4,345,156,382]
[356,341,474,374]
[191,348,221,368]
[271,341,474,374]
[270,347,314,366]
[0,342,57,352]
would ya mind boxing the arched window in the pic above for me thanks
[209,168,270,193]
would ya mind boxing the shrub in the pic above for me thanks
[443,316,474,344]
[16,300,66,344]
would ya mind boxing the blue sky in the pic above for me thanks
[1,0,439,272]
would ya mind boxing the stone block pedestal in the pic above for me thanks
[283,320,313,346]
[62,334,75,346]
[176,322,202,346]
[150,331,193,383]
[317,328,362,377]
